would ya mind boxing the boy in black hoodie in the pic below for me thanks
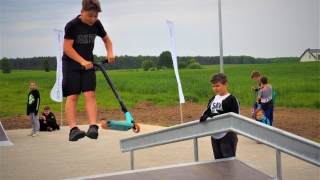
[199,73,240,159]
[26,81,40,137]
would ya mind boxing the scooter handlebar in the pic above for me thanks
[82,58,116,69]
[101,58,116,64]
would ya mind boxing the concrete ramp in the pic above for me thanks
[0,122,13,146]
[67,158,273,180]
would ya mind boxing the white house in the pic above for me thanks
[299,48,320,62]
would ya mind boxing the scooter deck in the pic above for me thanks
[106,120,133,131]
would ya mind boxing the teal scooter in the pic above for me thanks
[94,60,140,133]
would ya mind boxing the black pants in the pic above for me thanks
[39,121,60,131]
[211,132,238,159]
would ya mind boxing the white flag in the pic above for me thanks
[50,29,63,102]
[166,20,185,104]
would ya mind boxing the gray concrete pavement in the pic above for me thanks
[0,124,319,180]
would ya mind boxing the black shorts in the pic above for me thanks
[62,69,96,97]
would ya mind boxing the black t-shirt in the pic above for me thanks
[62,15,107,70]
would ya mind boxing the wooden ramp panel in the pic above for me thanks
[87,159,273,180]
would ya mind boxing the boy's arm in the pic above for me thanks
[199,96,215,122]
[34,91,40,115]
[230,96,240,114]
[39,113,45,120]
[63,39,93,70]
[102,35,116,62]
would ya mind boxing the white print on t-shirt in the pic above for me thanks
[210,94,230,114]
[76,34,96,44]
[211,94,230,139]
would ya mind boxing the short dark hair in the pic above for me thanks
[82,0,102,12]
[44,106,50,110]
[254,107,264,118]
[251,70,260,79]
[260,76,268,84]
[210,73,228,84]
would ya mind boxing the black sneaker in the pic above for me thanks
[86,125,99,139]
[69,127,86,141]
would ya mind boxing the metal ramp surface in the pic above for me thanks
[0,122,13,146]
[70,158,273,180]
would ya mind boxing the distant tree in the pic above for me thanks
[157,51,173,69]
[186,58,197,66]
[0,57,12,74]
[43,59,50,72]
[141,59,154,71]
[178,61,186,69]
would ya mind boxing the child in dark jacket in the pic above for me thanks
[26,81,40,137]
[199,73,240,159]
[39,106,60,131]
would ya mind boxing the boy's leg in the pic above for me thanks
[81,70,99,139]
[63,69,86,141]
[270,107,274,126]
[83,91,97,125]
[39,121,47,131]
[31,113,40,136]
[211,136,224,159]
[65,95,78,128]
[84,91,99,139]
[220,132,238,158]
[28,114,35,136]
[264,108,272,126]
[66,95,86,141]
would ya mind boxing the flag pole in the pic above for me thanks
[180,104,183,124]
[60,100,63,126]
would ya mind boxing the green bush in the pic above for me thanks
[141,59,154,71]
[148,67,156,71]
[186,58,197,66]
[186,63,202,69]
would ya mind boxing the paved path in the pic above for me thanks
[0,124,319,180]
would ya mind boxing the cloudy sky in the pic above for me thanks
[1,0,319,59]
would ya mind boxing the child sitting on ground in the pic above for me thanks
[39,106,60,131]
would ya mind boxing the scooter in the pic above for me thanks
[93,60,140,133]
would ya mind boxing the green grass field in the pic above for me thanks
[0,61,319,116]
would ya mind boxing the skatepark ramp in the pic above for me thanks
[120,113,320,180]
[0,122,13,146]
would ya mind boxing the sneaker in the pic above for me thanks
[86,125,99,140]
[27,131,35,136]
[69,127,86,141]
[32,132,40,137]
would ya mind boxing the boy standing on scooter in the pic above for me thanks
[62,0,115,141]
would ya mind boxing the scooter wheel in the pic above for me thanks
[132,123,140,133]
[100,120,110,130]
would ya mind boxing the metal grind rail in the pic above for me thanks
[120,112,320,180]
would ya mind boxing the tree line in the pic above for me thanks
[1,53,299,72]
